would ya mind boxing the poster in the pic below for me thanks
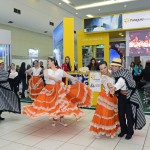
[84,14,122,33]
[123,11,150,29]
[68,73,89,86]
[89,72,101,92]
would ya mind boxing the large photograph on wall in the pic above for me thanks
[53,21,63,66]
[127,30,150,56]
[84,14,122,33]
[110,42,126,63]
[82,45,104,67]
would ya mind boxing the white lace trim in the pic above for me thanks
[90,130,119,138]
[29,77,43,90]
[94,113,118,120]
[97,96,118,111]
[90,121,120,130]
[22,107,84,120]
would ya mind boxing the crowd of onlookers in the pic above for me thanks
[7,61,45,99]
[129,60,150,89]
[7,56,73,99]
[7,57,150,100]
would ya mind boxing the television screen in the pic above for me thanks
[128,30,150,56]
[28,49,38,57]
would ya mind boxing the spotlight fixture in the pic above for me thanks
[61,0,70,4]
[86,14,94,18]
[8,21,13,23]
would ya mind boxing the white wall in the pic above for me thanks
[0,29,11,44]
[0,24,53,58]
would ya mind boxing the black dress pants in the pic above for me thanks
[117,93,134,135]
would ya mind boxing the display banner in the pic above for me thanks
[123,11,150,29]
[68,73,89,86]
[89,72,101,92]
[53,21,63,66]
[84,14,122,33]
[28,49,38,57]
[68,72,101,92]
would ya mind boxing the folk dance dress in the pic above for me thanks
[89,75,119,138]
[22,69,92,120]
[28,67,44,100]
[0,69,21,114]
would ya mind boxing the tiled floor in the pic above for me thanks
[0,103,150,150]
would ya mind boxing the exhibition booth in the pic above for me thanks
[76,10,150,106]
[53,10,150,106]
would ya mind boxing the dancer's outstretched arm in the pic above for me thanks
[63,71,80,83]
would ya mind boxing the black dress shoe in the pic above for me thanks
[125,134,132,140]
[118,132,127,137]
[0,117,5,120]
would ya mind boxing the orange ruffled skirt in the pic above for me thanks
[66,83,92,107]
[89,89,119,138]
[28,76,44,100]
[22,82,85,119]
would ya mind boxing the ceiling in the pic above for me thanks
[0,0,149,37]
[48,0,150,18]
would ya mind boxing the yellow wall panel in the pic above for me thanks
[63,18,74,70]
[77,31,109,69]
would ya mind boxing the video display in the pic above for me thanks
[128,30,150,56]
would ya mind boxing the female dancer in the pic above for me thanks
[89,61,119,138]
[26,60,44,100]
[22,57,92,126]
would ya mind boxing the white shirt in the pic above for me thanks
[9,69,18,79]
[30,67,42,76]
[114,77,127,91]
[101,75,115,94]
[44,69,64,84]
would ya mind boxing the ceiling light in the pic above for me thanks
[59,3,61,5]
[124,4,127,7]
[76,12,78,14]
[98,9,101,11]
[121,35,124,36]
[86,14,94,18]
[119,33,122,35]
[75,0,136,10]
[61,0,70,4]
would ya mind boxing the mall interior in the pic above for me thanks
[0,0,150,150]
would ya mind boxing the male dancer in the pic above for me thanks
[0,60,21,120]
[110,58,146,140]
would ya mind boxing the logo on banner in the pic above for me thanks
[124,18,148,23]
